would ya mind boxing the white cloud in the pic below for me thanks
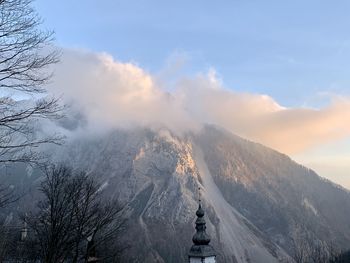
[49,49,198,135]
[48,49,350,155]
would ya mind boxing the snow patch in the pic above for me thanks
[98,180,109,192]
[302,198,318,216]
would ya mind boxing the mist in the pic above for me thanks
[48,48,350,155]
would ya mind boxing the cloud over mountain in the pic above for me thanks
[48,49,350,155]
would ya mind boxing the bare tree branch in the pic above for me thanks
[25,165,127,263]
[0,0,62,166]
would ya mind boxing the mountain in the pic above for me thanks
[3,125,350,262]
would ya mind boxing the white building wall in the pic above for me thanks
[204,256,216,263]
[189,258,202,263]
[189,256,216,263]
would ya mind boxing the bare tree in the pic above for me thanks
[25,165,126,263]
[291,225,343,263]
[330,250,350,263]
[0,183,18,207]
[0,0,62,165]
[27,166,76,262]
[292,225,312,263]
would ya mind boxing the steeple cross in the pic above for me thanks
[198,186,201,204]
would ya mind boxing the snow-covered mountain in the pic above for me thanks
[35,125,348,263]
[4,125,350,262]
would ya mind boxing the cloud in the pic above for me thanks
[49,49,197,134]
[48,49,350,154]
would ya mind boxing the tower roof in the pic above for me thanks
[188,199,216,258]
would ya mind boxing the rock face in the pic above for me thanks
[6,125,350,262]
[195,127,350,253]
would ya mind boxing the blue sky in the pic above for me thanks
[34,0,350,188]
[35,0,350,107]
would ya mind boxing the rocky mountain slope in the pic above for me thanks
[3,125,350,262]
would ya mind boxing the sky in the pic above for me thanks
[34,0,350,189]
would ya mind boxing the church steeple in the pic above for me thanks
[188,188,216,263]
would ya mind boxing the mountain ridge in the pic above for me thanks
[2,125,350,262]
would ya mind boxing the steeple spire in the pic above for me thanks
[188,187,216,262]
[192,187,211,245]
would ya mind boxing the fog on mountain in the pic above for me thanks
[0,1,350,263]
